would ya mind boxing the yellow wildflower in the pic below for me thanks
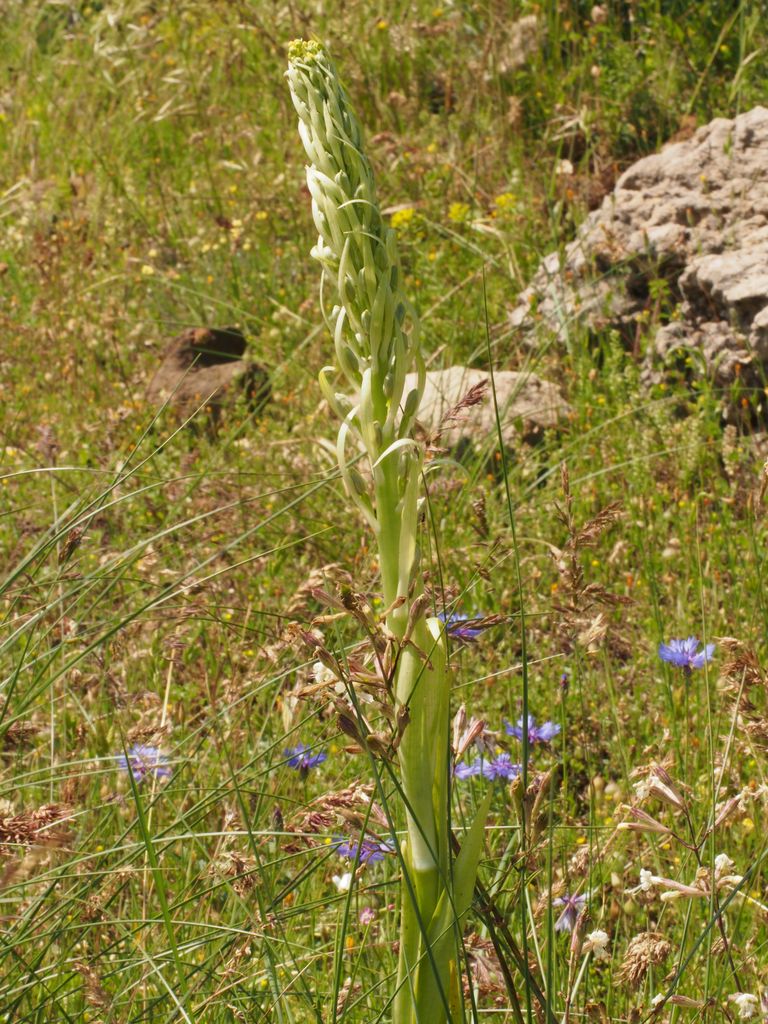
[390,207,416,230]
[448,201,471,223]
[494,191,516,211]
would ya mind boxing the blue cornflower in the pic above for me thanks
[283,743,327,776]
[658,637,715,674]
[480,754,521,781]
[553,892,586,933]
[336,836,396,864]
[117,745,171,783]
[437,612,486,643]
[454,754,520,781]
[504,715,561,745]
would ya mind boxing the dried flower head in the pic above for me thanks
[432,379,489,444]
[336,975,363,1016]
[451,706,497,759]
[717,639,768,744]
[616,932,672,989]
[462,933,507,1001]
[715,852,734,876]
[631,766,686,811]
[652,994,704,1013]
[223,853,259,898]
[0,803,71,853]
[72,962,109,1011]
[617,806,673,836]
[551,468,627,653]
[286,783,388,850]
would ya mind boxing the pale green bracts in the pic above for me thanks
[287,40,487,1022]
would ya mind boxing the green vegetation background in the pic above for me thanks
[1,1,768,1021]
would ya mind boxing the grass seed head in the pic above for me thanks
[616,932,673,988]
[0,803,72,853]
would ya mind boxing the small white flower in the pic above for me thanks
[651,994,665,1010]
[585,929,610,960]
[729,993,759,1020]
[628,868,657,895]
[634,776,653,801]
[714,853,735,879]
[313,661,337,686]
[332,872,353,892]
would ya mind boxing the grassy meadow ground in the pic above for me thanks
[2,0,768,1020]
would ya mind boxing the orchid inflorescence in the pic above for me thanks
[287,41,490,1022]
[286,39,425,546]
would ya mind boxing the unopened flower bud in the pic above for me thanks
[341,346,360,377]
[348,468,369,497]
[402,388,420,422]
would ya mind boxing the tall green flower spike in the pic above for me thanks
[287,41,489,1023]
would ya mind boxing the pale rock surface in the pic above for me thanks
[508,106,768,400]
[405,366,569,449]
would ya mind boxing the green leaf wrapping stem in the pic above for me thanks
[287,40,484,1021]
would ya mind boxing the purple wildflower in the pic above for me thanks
[117,745,171,783]
[658,637,715,675]
[504,715,561,745]
[359,906,377,926]
[336,836,396,864]
[454,754,520,781]
[553,892,586,933]
[480,754,521,781]
[283,743,327,776]
[438,612,486,643]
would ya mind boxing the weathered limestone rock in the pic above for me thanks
[146,327,269,421]
[406,366,569,449]
[509,106,768,398]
